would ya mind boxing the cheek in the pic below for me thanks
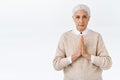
[75,19,79,23]
[85,21,89,24]
[76,21,79,25]
[84,19,88,23]
[74,20,78,24]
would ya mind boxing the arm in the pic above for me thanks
[53,34,71,71]
[53,34,82,71]
[92,34,112,70]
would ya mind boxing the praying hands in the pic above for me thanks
[72,36,91,62]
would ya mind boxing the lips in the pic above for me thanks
[78,25,84,27]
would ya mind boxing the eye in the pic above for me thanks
[83,15,87,18]
[76,16,80,19]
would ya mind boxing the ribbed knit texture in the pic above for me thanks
[53,29,112,80]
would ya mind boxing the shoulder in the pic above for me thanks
[88,29,102,37]
[88,29,104,43]
[61,30,73,37]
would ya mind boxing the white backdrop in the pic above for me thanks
[0,0,119,80]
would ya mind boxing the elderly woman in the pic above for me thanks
[53,4,112,80]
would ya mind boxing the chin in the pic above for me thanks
[79,27,85,32]
[76,25,86,31]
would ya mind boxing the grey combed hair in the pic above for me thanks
[72,4,91,16]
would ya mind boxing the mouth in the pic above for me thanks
[78,25,84,27]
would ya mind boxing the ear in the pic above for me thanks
[72,16,75,22]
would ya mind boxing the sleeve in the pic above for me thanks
[91,55,95,63]
[53,34,71,71]
[92,34,112,70]
[67,56,72,64]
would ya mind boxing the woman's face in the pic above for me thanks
[73,9,90,32]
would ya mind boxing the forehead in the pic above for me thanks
[74,9,89,16]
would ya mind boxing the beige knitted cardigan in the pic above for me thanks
[53,29,112,80]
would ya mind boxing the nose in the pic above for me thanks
[78,18,83,24]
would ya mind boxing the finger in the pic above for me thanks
[80,36,84,50]
[80,37,82,49]
[81,36,85,54]
[79,37,83,54]
[81,36,84,44]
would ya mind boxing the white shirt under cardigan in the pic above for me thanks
[67,28,95,64]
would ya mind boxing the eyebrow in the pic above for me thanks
[75,15,87,17]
